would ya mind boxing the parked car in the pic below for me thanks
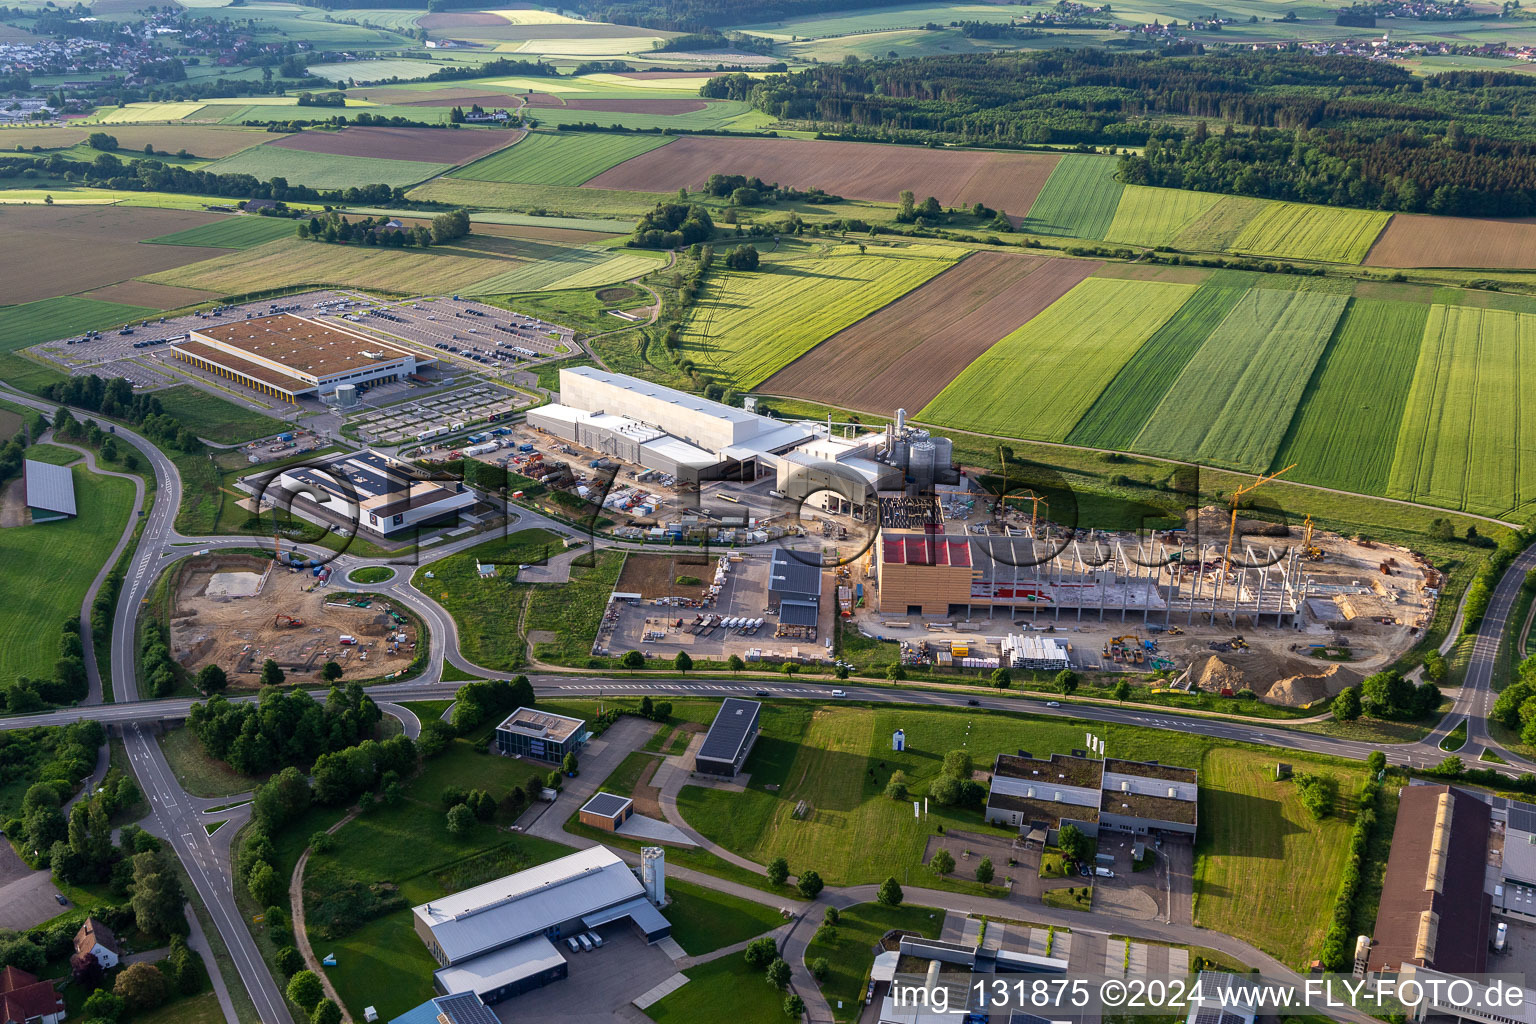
[576,934,593,952]
[54,894,67,906]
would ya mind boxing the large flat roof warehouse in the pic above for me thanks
[195,314,417,380]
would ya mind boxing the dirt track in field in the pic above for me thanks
[4,205,224,305]
[268,126,519,164]
[1363,212,1536,269]
[583,136,1060,213]
[762,253,1100,414]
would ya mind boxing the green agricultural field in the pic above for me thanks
[1103,185,1223,248]
[1273,297,1430,493]
[410,177,671,217]
[919,277,1194,440]
[149,385,284,444]
[1228,201,1391,264]
[1067,272,1249,450]
[1022,153,1125,240]
[1193,747,1365,968]
[306,58,454,81]
[1388,303,1536,517]
[0,460,135,685]
[410,529,560,670]
[464,247,664,294]
[201,147,451,189]
[450,131,673,186]
[1170,194,1266,253]
[529,99,769,132]
[681,241,958,390]
[736,1,1026,39]
[143,215,299,249]
[0,295,157,353]
[1132,286,1349,471]
[486,285,651,335]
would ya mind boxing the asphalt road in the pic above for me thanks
[6,378,1536,1024]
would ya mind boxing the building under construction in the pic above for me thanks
[873,524,1311,627]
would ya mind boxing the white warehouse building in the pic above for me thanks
[271,450,476,536]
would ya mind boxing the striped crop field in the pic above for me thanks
[1170,194,1266,253]
[464,247,664,294]
[680,242,959,390]
[1066,271,1250,451]
[1228,201,1391,265]
[1102,185,1223,249]
[143,215,299,249]
[200,148,450,190]
[0,296,157,353]
[1272,298,1429,494]
[918,277,1195,440]
[1021,154,1124,240]
[96,102,206,123]
[1388,304,1536,516]
[1132,286,1349,472]
[449,131,673,186]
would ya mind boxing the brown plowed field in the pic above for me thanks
[81,281,218,309]
[1364,212,1536,269]
[584,137,1060,212]
[268,126,519,164]
[761,253,1100,414]
[548,98,708,114]
[6,205,224,305]
[0,126,86,148]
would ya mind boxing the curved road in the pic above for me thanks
[6,378,1536,1024]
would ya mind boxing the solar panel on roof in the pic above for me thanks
[1511,802,1536,833]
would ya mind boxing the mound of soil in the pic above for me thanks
[1192,651,1358,706]
[595,285,638,302]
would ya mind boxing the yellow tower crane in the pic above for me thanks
[1224,464,1296,568]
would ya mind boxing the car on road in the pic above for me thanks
[831,689,846,698]
[966,699,980,706]
[755,690,770,697]
[1046,701,1060,707]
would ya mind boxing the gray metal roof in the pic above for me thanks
[580,792,632,819]
[23,459,75,516]
[581,895,670,937]
[413,847,644,964]
[778,600,819,627]
[433,936,565,999]
[698,698,760,765]
[768,548,821,600]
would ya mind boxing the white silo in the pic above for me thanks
[909,441,937,492]
[896,408,908,432]
[641,846,666,905]
[931,436,953,472]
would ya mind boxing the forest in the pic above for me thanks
[727,50,1536,216]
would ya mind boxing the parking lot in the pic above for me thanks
[489,925,676,1024]
[350,383,531,444]
[322,296,573,375]
[27,289,361,381]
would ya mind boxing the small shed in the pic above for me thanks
[578,792,633,832]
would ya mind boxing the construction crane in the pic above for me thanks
[1000,491,1049,535]
[1224,463,1296,569]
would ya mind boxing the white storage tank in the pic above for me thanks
[909,441,937,491]
[931,436,953,473]
[335,383,358,408]
[641,846,666,905]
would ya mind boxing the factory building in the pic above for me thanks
[22,459,76,523]
[527,367,815,481]
[272,451,475,536]
[766,547,824,627]
[412,847,670,1006]
[984,753,1198,842]
[694,698,761,777]
[170,314,430,403]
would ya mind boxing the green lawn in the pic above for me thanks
[802,902,942,1022]
[151,385,284,444]
[1022,153,1125,240]
[309,738,576,1021]
[201,146,451,189]
[158,725,267,798]
[410,528,559,671]
[449,130,674,186]
[143,215,300,249]
[525,550,624,666]
[486,284,652,335]
[0,295,157,353]
[347,565,396,585]
[0,458,134,685]
[661,878,786,956]
[644,955,792,1024]
[1192,746,1364,969]
[22,443,80,465]
[1043,885,1094,911]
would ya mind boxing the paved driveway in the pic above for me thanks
[0,842,64,931]
[491,926,674,1024]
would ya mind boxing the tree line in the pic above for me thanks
[298,209,468,248]
[724,49,1536,216]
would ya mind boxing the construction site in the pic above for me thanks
[164,554,419,686]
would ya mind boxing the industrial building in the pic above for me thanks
[767,547,824,628]
[984,753,1198,841]
[873,524,1309,626]
[1367,785,1491,977]
[21,458,75,522]
[170,314,431,403]
[271,450,475,536]
[493,708,587,763]
[527,367,816,481]
[412,846,670,1005]
[694,698,761,777]
[578,792,634,832]
[871,933,1069,1024]
[390,992,498,1024]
